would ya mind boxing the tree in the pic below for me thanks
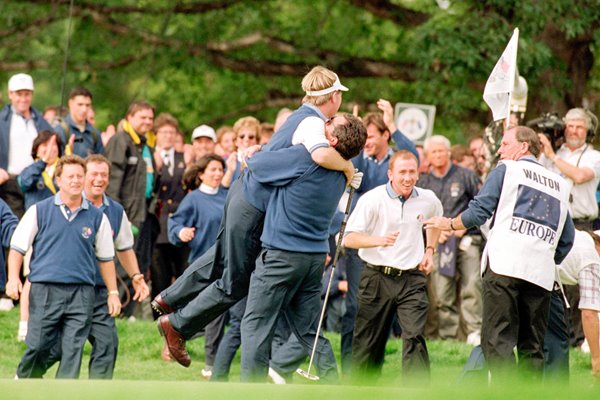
[0,0,598,142]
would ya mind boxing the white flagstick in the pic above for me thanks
[483,27,519,123]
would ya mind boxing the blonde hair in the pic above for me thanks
[233,116,261,141]
[301,66,338,106]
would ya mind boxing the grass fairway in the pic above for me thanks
[0,304,599,399]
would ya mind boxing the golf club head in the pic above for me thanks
[296,368,320,381]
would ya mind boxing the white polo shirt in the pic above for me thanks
[345,183,443,270]
[541,143,600,219]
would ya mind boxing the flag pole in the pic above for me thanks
[505,28,519,130]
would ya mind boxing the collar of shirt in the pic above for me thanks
[363,148,394,165]
[517,154,542,165]
[558,143,589,156]
[54,192,89,221]
[66,114,94,134]
[385,181,417,203]
[82,191,109,210]
[301,102,327,121]
[162,147,174,158]
[10,105,33,121]
[199,183,219,195]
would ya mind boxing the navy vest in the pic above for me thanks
[29,197,104,285]
[242,104,323,212]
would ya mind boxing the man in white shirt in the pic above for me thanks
[539,108,600,349]
[0,73,53,218]
[344,150,442,382]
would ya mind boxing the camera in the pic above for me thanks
[526,113,565,151]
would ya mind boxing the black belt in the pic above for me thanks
[366,263,417,277]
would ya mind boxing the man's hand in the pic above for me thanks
[419,252,434,275]
[338,280,348,293]
[377,99,397,133]
[379,231,399,247]
[424,216,453,231]
[438,230,451,244]
[538,133,555,160]
[131,274,150,302]
[178,227,195,242]
[5,278,22,300]
[244,145,262,159]
[344,162,355,186]
[0,168,9,185]
[107,293,122,317]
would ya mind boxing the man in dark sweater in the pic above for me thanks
[240,114,366,382]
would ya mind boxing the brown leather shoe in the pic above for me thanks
[157,315,191,367]
[151,294,174,315]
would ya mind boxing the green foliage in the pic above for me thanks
[0,0,598,142]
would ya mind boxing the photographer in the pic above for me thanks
[538,108,600,230]
[539,108,600,349]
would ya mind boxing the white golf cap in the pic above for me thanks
[192,124,216,142]
[305,74,348,96]
[8,73,34,92]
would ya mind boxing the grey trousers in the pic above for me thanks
[18,283,94,379]
[241,249,338,382]
[168,179,265,339]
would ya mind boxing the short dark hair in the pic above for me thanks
[85,154,112,174]
[362,112,388,135]
[183,154,225,190]
[331,113,367,160]
[389,150,419,171]
[126,100,155,118]
[56,154,86,177]
[31,130,63,159]
[69,86,93,100]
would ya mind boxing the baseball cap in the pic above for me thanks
[305,74,348,96]
[8,73,34,92]
[192,124,216,142]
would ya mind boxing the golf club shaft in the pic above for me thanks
[304,187,355,376]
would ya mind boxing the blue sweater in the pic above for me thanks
[55,114,103,158]
[18,160,56,210]
[0,199,18,290]
[246,145,346,253]
[168,187,227,263]
[242,103,325,212]
[26,196,106,285]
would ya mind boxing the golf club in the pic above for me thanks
[297,186,355,381]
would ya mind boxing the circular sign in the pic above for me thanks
[396,107,429,142]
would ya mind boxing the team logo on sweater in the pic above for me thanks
[81,226,93,239]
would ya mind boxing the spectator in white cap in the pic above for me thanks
[0,73,53,220]
[191,124,217,162]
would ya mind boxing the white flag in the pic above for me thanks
[483,28,519,121]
